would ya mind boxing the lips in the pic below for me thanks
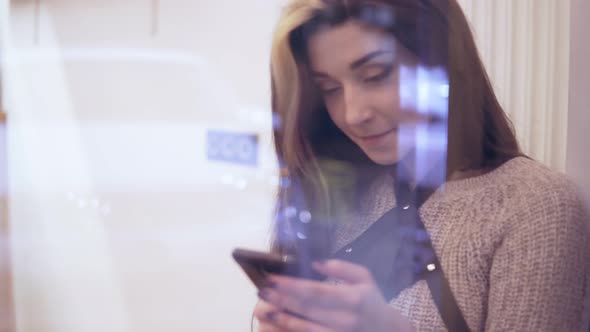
[360,128,397,140]
[358,127,397,146]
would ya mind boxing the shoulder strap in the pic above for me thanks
[423,262,470,331]
[411,184,470,332]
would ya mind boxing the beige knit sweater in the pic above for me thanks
[332,157,590,331]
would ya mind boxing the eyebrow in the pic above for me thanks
[312,50,393,78]
[350,50,392,69]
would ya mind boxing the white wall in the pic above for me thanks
[567,2,590,327]
[457,0,571,171]
[3,1,284,331]
[567,0,590,209]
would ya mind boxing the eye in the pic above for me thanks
[321,86,342,96]
[363,64,394,83]
[315,80,342,96]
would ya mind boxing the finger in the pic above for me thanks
[259,288,363,330]
[268,310,337,332]
[266,275,355,309]
[312,259,374,284]
[253,299,282,323]
[258,321,283,332]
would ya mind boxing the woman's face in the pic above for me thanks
[307,20,424,165]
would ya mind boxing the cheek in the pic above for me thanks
[376,73,402,110]
[354,81,401,123]
[372,84,401,115]
[322,78,401,130]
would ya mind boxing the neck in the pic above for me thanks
[394,151,447,190]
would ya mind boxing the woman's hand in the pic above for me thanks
[253,298,285,332]
[254,259,416,332]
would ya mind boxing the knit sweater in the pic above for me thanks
[332,157,590,331]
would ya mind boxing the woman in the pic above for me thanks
[254,0,589,331]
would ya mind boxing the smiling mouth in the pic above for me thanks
[360,127,398,140]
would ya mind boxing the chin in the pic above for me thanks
[364,152,402,166]
[362,145,413,166]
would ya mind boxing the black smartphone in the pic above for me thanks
[232,248,324,289]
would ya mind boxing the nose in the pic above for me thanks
[343,85,374,126]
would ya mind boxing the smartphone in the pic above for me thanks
[232,248,324,289]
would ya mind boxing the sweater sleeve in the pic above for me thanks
[485,178,589,331]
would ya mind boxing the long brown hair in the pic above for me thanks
[269,0,521,254]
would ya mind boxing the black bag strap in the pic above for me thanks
[399,181,471,332]
[423,259,470,332]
